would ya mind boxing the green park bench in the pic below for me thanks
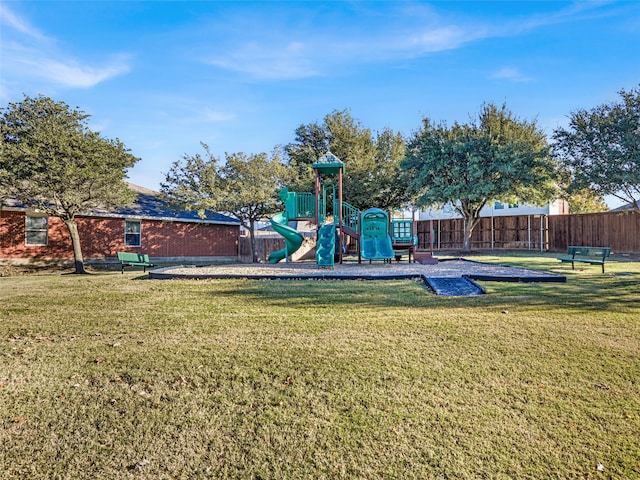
[557,246,611,273]
[117,252,155,274]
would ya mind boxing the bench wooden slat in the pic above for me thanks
[557,246,611,273]
[117,252,155,274]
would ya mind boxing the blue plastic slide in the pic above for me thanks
[268,212,304,263]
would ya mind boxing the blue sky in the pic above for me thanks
[1,1,639,207]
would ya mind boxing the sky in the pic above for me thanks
[1,1,639,207]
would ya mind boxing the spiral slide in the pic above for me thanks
[268,212,304,264]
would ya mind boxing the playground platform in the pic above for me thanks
[149,259,566,296]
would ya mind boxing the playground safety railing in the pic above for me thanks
[342,201,360,234]
[295,192,316,219]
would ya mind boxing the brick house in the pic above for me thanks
[0,184,240,265]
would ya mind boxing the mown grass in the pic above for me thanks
[1,255,639,479]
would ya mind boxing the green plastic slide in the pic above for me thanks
[361,235,395,260]
[316,223,336,267]
[268,212,304,264]
[360,207,395,261]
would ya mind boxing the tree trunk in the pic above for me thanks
[462,220,472,252]
[462,216,480,253]
[64,218,88,274]
[249,220,258,263]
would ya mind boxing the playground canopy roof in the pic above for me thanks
[312,151,344,175]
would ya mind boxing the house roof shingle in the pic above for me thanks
[610,200,640,212]
[1,183,240,226]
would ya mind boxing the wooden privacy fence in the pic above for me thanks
[239,211,640,261]
[238,235,283,263]
[416,215,549,251]
[548,210,640,253]
[416,210,640,254]
[238,233,317,263]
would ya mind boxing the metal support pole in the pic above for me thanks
[315,171,321,225]
[338,168,344,264]
[491,215,494,251]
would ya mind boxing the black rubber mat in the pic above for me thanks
[423,276,485,296]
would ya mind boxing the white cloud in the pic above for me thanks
[200,16,500,80]
[490,67,533,83]
[137,94,237,125]
[0,3,47,40]
[202,108,236,122]
[0,5,131,89]
[45,57,131,88]
[202,2,620,81]
[206,41,319,80]
[410,26,470,52]
[204,19,482,80]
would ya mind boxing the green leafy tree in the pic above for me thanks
[553,85,640,211]
[162,146,288,263]
[402,103,558,252]
[369,128,410,210]
[565,187,609,214]
[285,109,411,211]
[218,152,289,263]
[285,122,330,192]
[161,143,221,215]
[1,95,139,273]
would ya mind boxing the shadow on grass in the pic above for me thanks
[484,275,640,313]
[194,279,513,311]
[190,274,640,314]
[197,279,458,308]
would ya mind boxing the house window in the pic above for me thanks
[494,201,504,210]
[125,220,141,247]
[25,215,48,245]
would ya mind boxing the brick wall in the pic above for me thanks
[0,210,239,260]
[1,210,72,259]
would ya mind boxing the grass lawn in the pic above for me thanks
[1,254,639,479]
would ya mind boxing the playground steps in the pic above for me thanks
[414,251,438,265]
[423,277,485,296]
[316,223,336,267]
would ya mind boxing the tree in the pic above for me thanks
[285,109,411,211]
[1,95,139,273]
[161,146,288,263]
[218,152,289,263]
[565,187,609,214]
[402,103,558,252]
[553,85,640,211]
[160,143,220,215]
[369,128,410,210]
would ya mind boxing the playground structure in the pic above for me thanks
[154,151,564,296]
[268,151,418,266]
[152,150,565,295]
